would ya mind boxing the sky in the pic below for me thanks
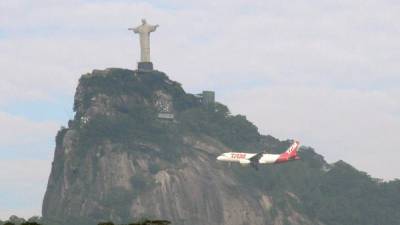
[1,0,399,220]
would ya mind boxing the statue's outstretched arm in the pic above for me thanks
[151,25,159,32]
[128,27,140,33]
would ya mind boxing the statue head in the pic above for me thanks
[141,19,147,24]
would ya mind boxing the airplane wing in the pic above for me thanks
[249,152,264,170]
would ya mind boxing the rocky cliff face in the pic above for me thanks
[42,68,400,225]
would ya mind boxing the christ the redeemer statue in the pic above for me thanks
[129,19,158,70]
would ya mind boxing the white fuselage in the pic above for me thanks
[217,141,301,167]
[217,152,281,164]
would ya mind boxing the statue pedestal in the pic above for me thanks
[138,62,153,71]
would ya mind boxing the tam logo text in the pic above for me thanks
[231,153,247,159]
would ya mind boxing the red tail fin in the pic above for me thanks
[286,141,300,159]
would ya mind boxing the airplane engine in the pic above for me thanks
[239,159,251,165]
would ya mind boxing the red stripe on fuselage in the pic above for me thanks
[275,153,289,163]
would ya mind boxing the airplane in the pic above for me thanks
[216,141,301,170]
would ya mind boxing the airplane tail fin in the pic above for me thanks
[286,140,300,160]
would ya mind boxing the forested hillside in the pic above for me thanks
[41,68,400,225]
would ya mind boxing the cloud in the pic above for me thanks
[0,112,59,159]
[1,0,399,97]
[0,159,51,220]
[0,113,57,219]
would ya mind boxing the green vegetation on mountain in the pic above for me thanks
[179,103,260,150]
[42,68,400,225]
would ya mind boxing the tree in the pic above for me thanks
[98,222,114,225]
[128,220,171,225]
[21,222,41,225]
[27,216,42,224]
[8,216,25,225]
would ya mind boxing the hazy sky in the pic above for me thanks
[1,0,399,219]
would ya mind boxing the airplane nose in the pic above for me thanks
[217,155,223,160]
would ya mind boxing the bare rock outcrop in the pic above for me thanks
[45,68,368,225]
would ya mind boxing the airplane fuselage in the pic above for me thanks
[216,141,301,167]
[217,152,294,164]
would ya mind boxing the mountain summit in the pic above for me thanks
[42,68,400,225]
